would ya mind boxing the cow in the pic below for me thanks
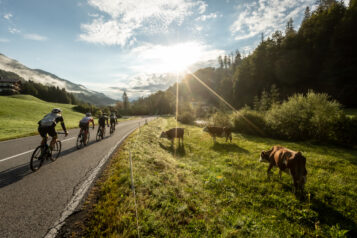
[260,145,307,194]
[203,126,232,143]
[160,128,185,146]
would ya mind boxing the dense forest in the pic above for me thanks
[129,0,357,115]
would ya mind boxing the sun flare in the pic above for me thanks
[135,42,207,74]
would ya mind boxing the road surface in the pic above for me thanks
[0,117,155,238]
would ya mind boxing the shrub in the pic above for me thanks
[178,111,195,124]
[209,111,233,127]
[265,91,343,141]
[333,115,357,146]
[233,108,267,136]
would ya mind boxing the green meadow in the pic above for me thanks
[0,95,84,140]
[83,118,357,237]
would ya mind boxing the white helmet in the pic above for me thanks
[52,108,61,113]
[86,112,92,117]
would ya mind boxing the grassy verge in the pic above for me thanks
[0,95,134,141]
[83,117,357,237]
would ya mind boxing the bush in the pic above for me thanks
[178,111,195,124]
[209,111,232,127]
[333,116,357,146]
[233,108,267,136]
[265,91,343,141]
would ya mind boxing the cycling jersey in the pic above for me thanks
[38,112,67,137]
[98,116,109,127]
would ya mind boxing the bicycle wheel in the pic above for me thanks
[110,125,114,134]
[76,134,83,149]
[96,129,102,141]
[30,146,44,172]
[86,131,90,145]
[50,140,62,161]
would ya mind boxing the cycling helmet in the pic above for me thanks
[52,108,61,113]
[86,112,92,117]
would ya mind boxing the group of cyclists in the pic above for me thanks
[37,108,118,150]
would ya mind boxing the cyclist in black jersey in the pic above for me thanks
[38,108,68,150]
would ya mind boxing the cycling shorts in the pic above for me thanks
[79,121,89,130]
[110,119,116,124]
[38,125,57,138]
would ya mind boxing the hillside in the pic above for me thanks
[0,95,84,140]
[0,54,116,105]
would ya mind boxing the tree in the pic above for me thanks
[218,56,224,68]
[303,6,311,22]
[123,91,129,112]
[270,84,280,105]
[285,18,295,35]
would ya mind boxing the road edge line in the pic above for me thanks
[44,127,138,238]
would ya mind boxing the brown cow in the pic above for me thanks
[260,146,307,194]
[160,128,184,146]
[203,126,232,143]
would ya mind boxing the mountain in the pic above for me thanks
[0,53,116,105]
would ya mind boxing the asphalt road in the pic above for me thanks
[0,117,155,238]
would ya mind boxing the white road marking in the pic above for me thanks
[44,128,137,238]
[0,137,76,163]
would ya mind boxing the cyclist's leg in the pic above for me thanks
[48,126,57,150]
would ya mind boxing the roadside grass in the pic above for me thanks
[85,117,357,237]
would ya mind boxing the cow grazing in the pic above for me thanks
[260,146,307,194]
[160,128,185,146]
[203,126,232,143]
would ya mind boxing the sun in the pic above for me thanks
[142,42,203,74]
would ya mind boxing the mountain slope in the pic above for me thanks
[0,53,116,105]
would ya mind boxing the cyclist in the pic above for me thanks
[110,112,118,131]
[98,113,109,137]
[79,112,95,145]
[38,108,68,150]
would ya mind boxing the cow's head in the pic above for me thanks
[160,131,168,138]
[295,152,307,188]
[203,126,209,132]
[259,150,270,163]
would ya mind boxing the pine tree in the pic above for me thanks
[253,95,260,111]
[259,90,270,111]
[270,84,280,105]
[303,6,311,23]
[218,56,224,68]
[123,91,129,111]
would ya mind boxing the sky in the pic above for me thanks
[0,0,322,100]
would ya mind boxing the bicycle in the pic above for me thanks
[76,128,90,149]
[110,122,115,135]
[30,132,65,172]
[96,126,106,141]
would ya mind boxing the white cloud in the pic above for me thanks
[0,38,9,43]
[23,33,47,41]
[230,0,316,41]
[8,27,20,34]
[3,13,12,20]
[195,12,219,21]
[80,0,207,46]
[198,1,208,14]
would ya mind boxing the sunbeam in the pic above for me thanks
[187,70,265,136]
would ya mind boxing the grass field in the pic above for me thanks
[83,118,357,237]
[0,95,130,141]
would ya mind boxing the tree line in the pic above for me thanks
[128,0,357,115]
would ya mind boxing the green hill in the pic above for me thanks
[0,95,84,141]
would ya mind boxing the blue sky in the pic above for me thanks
[0,0,320,99]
